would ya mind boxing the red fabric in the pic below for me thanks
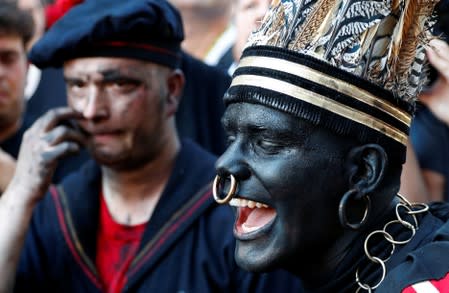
[96,194,146,293]
[402,271,449,292]
[45,0,84,29]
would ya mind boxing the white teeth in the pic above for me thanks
[229,198,269,208]
[242,223,260,233]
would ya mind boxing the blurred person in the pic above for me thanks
[409,0,449,202]
[0,2,34,193]
[0,0,88,192]
[410,38,449,202]
[398,139,429,202]
[0,1,302,292]
[227,0,271,75]
[169,0,236,70]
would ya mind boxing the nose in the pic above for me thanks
[80,87,108,121]
[215,140,251,181]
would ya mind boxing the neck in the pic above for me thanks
[295,198,398,290]
[101,132,180,225]
[0,119,22,143]
[179,7,231,60]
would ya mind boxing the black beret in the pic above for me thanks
[29,0,184,68]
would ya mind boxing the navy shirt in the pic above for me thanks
[15,139,303,292]
[410,105,449,201]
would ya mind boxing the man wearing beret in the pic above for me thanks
[0,0,302,292]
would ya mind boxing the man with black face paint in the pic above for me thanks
[0,0,302,292]
[214,0,449,292]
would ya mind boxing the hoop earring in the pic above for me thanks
[213,174,238,204]
[338,189,371,230]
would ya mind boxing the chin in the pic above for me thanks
[234,240,283,273]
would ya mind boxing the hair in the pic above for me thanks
[0,1,35,47]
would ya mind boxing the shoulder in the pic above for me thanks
[32,160,100,222]
[381,207,449,292]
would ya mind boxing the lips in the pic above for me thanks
[230,197,277,237]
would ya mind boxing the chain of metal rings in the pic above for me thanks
[355,194,429,292]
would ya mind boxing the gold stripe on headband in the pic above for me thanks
[230,74,407,145]
[237,56,411,126]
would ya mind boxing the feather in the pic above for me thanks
[247,0,287,46]
[362,14,399,83]
[282,0,308,46]
[289,0,339,50]
[243,0,440,104]
[324,0,392,63]
[395,0,439,99]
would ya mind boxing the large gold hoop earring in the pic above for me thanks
[338,189,371,230]
[213,174,238,204]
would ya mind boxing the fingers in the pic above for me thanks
[40,142,81,163]
[427,39,449,81]
[41,125,87,147]
[34,107,84,133]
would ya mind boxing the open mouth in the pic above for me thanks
[230,197,277,237]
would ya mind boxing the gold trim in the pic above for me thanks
[237,56,411,126]
[230,74,407,145]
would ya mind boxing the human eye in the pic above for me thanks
[226,133,237,147]
[0,52,19,66]
[254,136,285,154]
[66,79,87,97]
[109,78,141,93]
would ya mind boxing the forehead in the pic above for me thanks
[17,0,43,10]
[222,103,306,133]
[63,57,153,77]
[0,35,24,52]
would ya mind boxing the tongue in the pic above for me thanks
[243,207,276,229]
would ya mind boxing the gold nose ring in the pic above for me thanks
[213,174,238,204]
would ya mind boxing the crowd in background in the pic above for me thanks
[0,0,449,291]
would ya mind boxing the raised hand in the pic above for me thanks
[8,107,87,204]
[420,39,449,125]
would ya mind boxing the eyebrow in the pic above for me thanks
[64,68,142,83]
[0,49,19,56]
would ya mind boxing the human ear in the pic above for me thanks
[347,144,387,195]
[165,69,185,117]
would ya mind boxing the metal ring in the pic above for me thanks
[395,203,418,229]
[339,190,371,230]
[213,174,238,204]
[364,230,395,262]
[383,220,416,245]
[396,193,412,206]
[396,194,429,215]
[407,202,430,215]
[356,256,386,291]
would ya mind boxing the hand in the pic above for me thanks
[0,148,16,193]
[420,39,449,125]
[7,108,87,205]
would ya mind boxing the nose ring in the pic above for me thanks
[213,174,238,204]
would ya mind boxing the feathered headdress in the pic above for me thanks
[225,0,439,161]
